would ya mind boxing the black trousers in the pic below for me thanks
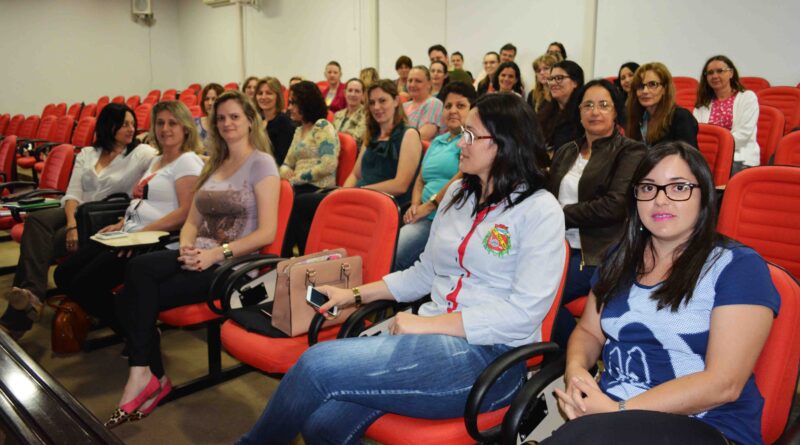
[539,410,734,445]
[115,250,217,377]
[54,242,127,334]
[281,185,330,258]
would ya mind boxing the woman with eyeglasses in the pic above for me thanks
[527,54,559,112]
[54,101,204,339]
[236,92,566,445]
[492,61,524,97]
[627,63,698,148]
[395,81,476,271]
[547,79,646,346]
[693,55,760,174]
[537,60,585,152]
[540,142,777,445]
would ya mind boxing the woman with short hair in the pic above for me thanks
[404,65,445,141]
[332,78,367,147]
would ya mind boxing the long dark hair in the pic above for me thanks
[538,60,584,146]
[289,80,328,124]
[614,61,639,100]
[446,93,548,216]
[95,103,139,155]
[491,61,524,96]
[593,142,724,312]
[695,55,745,108]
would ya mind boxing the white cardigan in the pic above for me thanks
[693,90,760,166]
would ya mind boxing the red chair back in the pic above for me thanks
[755,264,800,444]
[161,89,177,102]
[306,188,400,283]
[0,136,17,182]
[111,95,125,104]
[717,166,800,278]
[40,104,56,119]
[774,131,800,167]
[96,102,108,118]
[267,179,295,256]
[50,116,75,144]
[96,95,110,108]
[78,103,97,121]
[18,115,41,139]
[126,95,141,110]
[5,115,25,137]
[71,117,96,147]
[0,114,9,135]
[135,103,153,132]
[66,102,83,120]
[673,76,699,110]
[143,95,159,105]
[740,77,771,93]
[179,94,198,107]
[336,132,358,186]
[326,110,334,123]
[146,89,161,101]
[38,144,75,192]
[53,103,66,117]
[697,123,734,186]
[189,105,202,118]
[186,83,202,92]
[757,87,800,134]
[34,115,57,141]
[224,82,239,91]
[757,105,785,165]
[179,90,196,101]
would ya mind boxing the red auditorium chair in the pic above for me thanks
[155,180,294,401]
[219,188,400,378]
[740,76,771,93]
[161,89,177,102]
[326,110,334,122]
[66,102,83,120]
[40,103,56,118]
[316,80,329,92]
[126,95,141,110]
[0,114,9,136]
[697,123,734,187]
[186,83,202,92]
[32,116,75,174]
[336,132,357,186]
[134,103,153,132]
[111,95,124,104]
[146,89,161,102]
[717,165,800,278]
[179,94,197,108]
[14,116,41,154]
[223,82,239,91]
[774,131,800,167]
[3,115,25,139]
[673,76,699,110]
[70,117,97,148]
[78,103,96,121]
[96,96,110,117]
[188,106,202,118]
[16,115,56,175]
[757,87,800,135]
[142,95,158,105]
[52,103,66,117]
[0,136,18,185]
[757,105,785,165]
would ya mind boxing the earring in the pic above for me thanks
[639,224,644,232]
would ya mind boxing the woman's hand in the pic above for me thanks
[408,202,434,224]
[554,374,616,420]
[316,285,357,317]
[178,247,222,272]
[388,312,432,335]
[98,221,124,233]
[65,228,79,252]
[403,204,419,224]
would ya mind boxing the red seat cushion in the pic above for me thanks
[220,320,340,374]
[17,156,37,168]
[565,296,587,317]
[0,215,15,230]
[366,409,507,445]
[158,301,222,326]
[34,161,44,173]
[10,223,24,243]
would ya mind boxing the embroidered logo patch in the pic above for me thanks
[483,224,511,257]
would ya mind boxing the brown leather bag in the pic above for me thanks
[272,249,362,337]
[48,296,90,354]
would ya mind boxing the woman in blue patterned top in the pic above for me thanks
[542,142,779,445]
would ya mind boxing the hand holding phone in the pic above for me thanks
[306,286,339,317]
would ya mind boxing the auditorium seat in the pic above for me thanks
[188,106,202,119]
[757,105,785,165]
[126,95,141,110]
[740,76,770,93]
[111,95,124,104]
[2,115,25,141]
[697,123,734,186]
[146,89,161,102]
[326,110,334,122]
[673,76,699,110]
[134,103,153,132]
[66,102,83,120]
[16,115,57,173]
[161,89,177,102]
[32,116,75,173]
[0,136,17,185]
[70,117,96,148]
[78,103,96,121]
[52,103,66,117]
[0,114,9,136]
[96,96,110,117]
[178,93,197,108]
[774,131,800,167]
[223,82,238,91]
[186,83,202,92]
[757,87,800,135]
[40,104,56,119]
[337,132,357,186]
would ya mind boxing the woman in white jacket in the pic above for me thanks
[693,55,759,174]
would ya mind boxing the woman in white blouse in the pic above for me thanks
[0,103,156,339]
[693,55,760,174]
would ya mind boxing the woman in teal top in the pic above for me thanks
[394,81,477,270]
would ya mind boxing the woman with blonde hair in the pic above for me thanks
[255,76,296,164]
[527,54,559,112]
[359,67,379,89]
[627,62,698,148]
[242,76,259,100]
[106,90,280,427]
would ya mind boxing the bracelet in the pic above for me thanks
[221,243,234,259]
[618,399,626,411]
[65,226,78,232]
[352,287,362,308]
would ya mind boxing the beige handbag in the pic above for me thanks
[272,249,362,337]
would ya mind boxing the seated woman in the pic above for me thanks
[476,51,500,96]
[430,60,449,98]
[527,54,559,112]
[0,104,156,339]
[236,92,566,445]
[547,41,567,60]
[332,78,367,147]
[614,62,639,104]
[627,62,698,148]
[284,80,422,257]
[546,79,646,345]
[541,142,778,445]
[195,83,224,149]
[242,76,259,101]
[538,60,585,152]
[54,101,204,335]
[255,76,296,165]
[404,65,445,141]
[106,90,280,427]
[359,67,379,89]
[394,81,476,271]
[693,55,760,174]
[320,61,346,113]
[492,61,524,96]
[395,55,412,97]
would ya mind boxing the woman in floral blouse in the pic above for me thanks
[332,78,367,148]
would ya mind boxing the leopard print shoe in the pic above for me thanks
[104,408,131,429]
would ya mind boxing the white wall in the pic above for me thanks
[0,0,182,116]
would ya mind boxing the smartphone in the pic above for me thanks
[96,231,127,240]
[306,286,338,316]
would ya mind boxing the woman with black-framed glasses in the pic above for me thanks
[693,55,760,174]
[537,60,585,152]
[540,142,778,445]
[627,62,698,148]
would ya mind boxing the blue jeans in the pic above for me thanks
[236,334,525,445]
[552,248,596,348]
[393,218,433,271]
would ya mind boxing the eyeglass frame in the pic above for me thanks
[579,100,614,113]
[635,81,663,92]
[546,75,571,85]
[705,68,732,76]
[460,126,494,145]
[632,182,700,202]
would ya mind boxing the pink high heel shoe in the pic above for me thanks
[104,374,160,429]
[130,377,173,421]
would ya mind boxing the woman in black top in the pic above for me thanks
[537,60,584,152]
[255,77,296,165]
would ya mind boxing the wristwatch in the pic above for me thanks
[222,243,234,259]
[428,195,439,207]
[352,287,362,308]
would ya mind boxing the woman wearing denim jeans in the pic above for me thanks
[236,93,566,445]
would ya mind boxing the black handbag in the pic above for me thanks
[74,193,130,246]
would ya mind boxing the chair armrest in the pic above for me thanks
[0,181,37,198]
[210,254,283,315]
[33,142,58,157]
[464,342,561,444]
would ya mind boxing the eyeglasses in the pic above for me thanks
[705,68,732,76]
[635,81,662,91]
[579,100,614,113]
[460,126,493,145]
[633,182,700,201]
[547,75,571,85]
